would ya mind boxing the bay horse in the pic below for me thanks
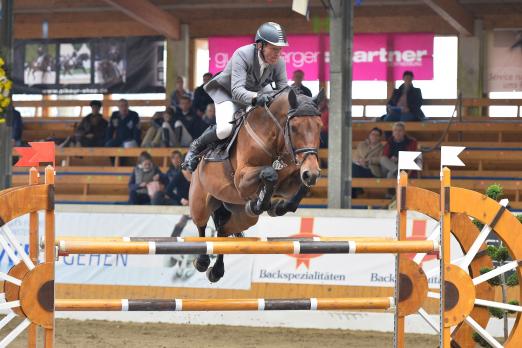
[189,88,324,282]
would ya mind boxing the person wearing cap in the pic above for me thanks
[183,22,289,172]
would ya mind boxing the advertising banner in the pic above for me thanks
[208,33,434,81]
[13,36,165,94]
[487,30,522,92]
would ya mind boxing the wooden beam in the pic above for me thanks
[422,0,474,36]
[102,0,180,39]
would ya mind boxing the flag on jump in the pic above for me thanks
[440,146,466,168]
[397,151,422,180]
[14,142,55,167]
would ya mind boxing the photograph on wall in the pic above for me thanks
[487,30,522,92]
[13,36,165,94]
[153,41,165,87]
[59,42,92,85]
[23,43,57,85]
[93,39,126,85]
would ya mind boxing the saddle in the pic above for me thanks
[203,109,247,162]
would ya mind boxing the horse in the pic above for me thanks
[26,53,54,83]
[189,87,324,282]
[61,53,90,75]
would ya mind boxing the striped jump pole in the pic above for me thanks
[55,236,395,243]
[55,297,395,312]
[57,240,439,256]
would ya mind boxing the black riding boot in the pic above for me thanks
[182,125,220,172]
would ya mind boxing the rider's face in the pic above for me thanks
[261,43,283,65]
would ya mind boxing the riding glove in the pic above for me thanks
[252,94,272,107]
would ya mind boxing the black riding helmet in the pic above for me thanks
[255,22,289,47]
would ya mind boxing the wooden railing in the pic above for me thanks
[12,98,522,118]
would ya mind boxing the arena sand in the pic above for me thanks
[8,318,438,347]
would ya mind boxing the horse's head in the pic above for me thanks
[285,88,325,187]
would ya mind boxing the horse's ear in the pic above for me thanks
[313,88,326,106]
[288,88,298,109]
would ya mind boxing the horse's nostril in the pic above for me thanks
[302,171,310,181]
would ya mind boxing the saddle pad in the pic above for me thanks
[203,111,245,162]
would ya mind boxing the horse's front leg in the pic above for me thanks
[237,166,278,217]
[269,184,309,217]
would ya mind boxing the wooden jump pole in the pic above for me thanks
[55,236,395,243]
[54,297,395,312]
[56,240,439,256]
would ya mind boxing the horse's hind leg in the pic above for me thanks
[193,225,211,272]
[207,204,259,283]
[206,204,231,283]
[189,170,220,273]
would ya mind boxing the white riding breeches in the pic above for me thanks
[215,101,240,140]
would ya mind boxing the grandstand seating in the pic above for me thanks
[11,98,522,209]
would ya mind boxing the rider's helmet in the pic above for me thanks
[255,22,289,47]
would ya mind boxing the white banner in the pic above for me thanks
[487,30,522,92]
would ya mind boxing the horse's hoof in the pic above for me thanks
[206,266,224,283]
[268,200,285,217]
[193,255,210,272]
[245,200,259,217]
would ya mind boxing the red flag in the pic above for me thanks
[14,142,55,167]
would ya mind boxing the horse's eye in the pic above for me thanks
[290,124,298,133]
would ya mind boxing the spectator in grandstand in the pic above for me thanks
[128,151,166,205]
[319,98,328,148]
[66,100,108,147]
[105,99,141,148]
[173,95,208,146]
[382,71,425,122]
[291,70,312,97]
[11,107,23,146]
[353,127,384,178]
[160,107,182,147]
[202,103,216,126]
[192,72,214,116]
[152,150,190,206]
[380,122,418,179]
[141,111,165,147]
[169,76,192,110]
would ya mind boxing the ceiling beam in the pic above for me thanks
[101,0,180,39]
[422,0,474,36]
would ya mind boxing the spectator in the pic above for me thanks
[174,95,208,146]
[169,76,192,110]
[202,103,216,126]
[141,111,165,147]
[160,108,181,147]
[291,70,312,97]
[319,98,328,148]
[382,71,425,122]
[192,72,214,116]
[353,127,384,178]
[380,122,418,179]
[105,99,140,147]
[70,100,108,147]
[11,107,22,146]
[128,151,165,205]
[152,150,190,206]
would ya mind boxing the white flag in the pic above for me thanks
[398,151,422,179]
[441,146,466,168]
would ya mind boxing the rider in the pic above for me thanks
[182,22,289,172]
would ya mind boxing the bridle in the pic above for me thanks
[263,102,321,166]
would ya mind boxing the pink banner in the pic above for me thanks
[208,33,433,81]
